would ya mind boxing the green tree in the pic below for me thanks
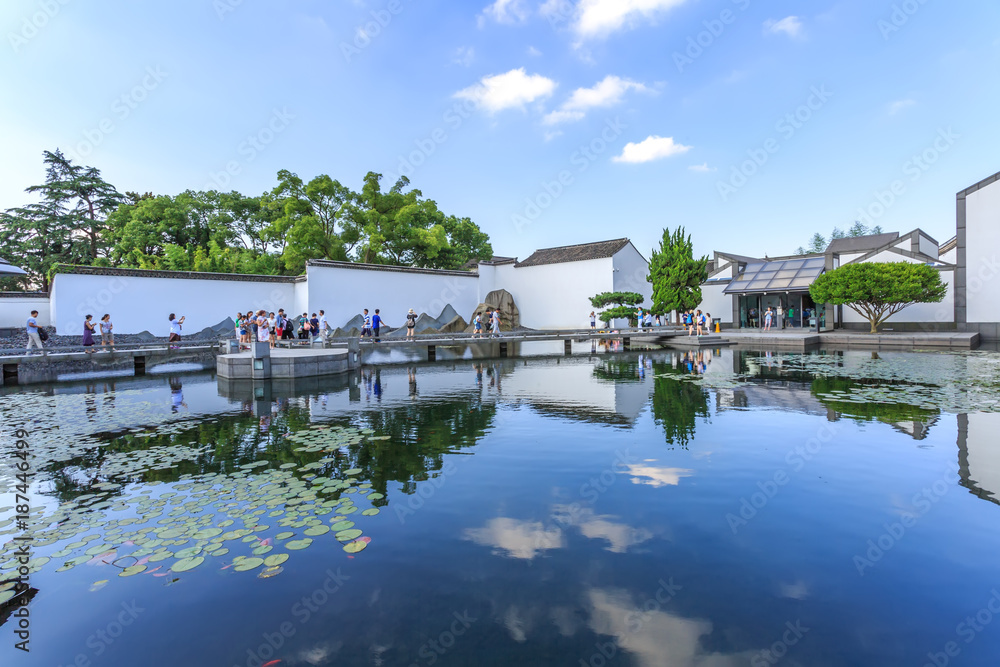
[266,170,352,273]
[809,262,947,333]
[0,202,78,291]
[648,227,708,322]
[807,233,827,253]
[344,173,492,269]
[589,292,644,326]
[26,149,125,260]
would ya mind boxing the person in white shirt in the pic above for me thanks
[168,313,185,348]
[319,310,330,340]
[26,310,43,353]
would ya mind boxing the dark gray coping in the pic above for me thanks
[306,259,477,278]
[0,292,48,298]
[54,265,300,283]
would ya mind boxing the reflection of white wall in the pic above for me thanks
[965,413,1000,501]
[0,295,51,328]
[965,180,1000,324]
[51,272,296,336]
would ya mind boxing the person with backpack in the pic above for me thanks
[26,310,44,354]
[406,309,417,338]
[474,313,483,338]
[298,312,309,340]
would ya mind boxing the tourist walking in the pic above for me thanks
[686,311,694,336]
[360,309,372,341]
[695,310,705,336]
[764,307,773,332]
[168,314,185,348]
[258,310,271,345]
[100,314,115,350]
[298,312,309,340]
[372,309,383,343]
[636,306,644,331]
[309,313,321,343]
[491,310,501,338]
[82,314,96,352]
[25,310,44,354]
[236,313,245,346]
[406,309,417,338]
[787,305,796,328]
[590,311,597,330]
[318,310,330,341]
[474,313,483,338]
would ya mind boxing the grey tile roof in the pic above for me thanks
[515,238,631,268]
[55,265,301,283]
[825,232,900,254]
[307,259,477,278]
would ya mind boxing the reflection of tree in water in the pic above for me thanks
[811,376,940,438]
[47,395,496,504]
[651,361,711,449]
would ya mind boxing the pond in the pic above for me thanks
[1,348,1000,666]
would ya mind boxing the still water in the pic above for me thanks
[1,349,999,667]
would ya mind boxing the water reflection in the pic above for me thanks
[2,349,1000,666]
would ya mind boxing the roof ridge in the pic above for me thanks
[531,238,629,252]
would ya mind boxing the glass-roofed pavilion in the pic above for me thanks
[722,256,827,329]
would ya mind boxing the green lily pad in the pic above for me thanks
[285,539,312,551]
[119,565,147,577]
[304,525,329,537]
[172,556,204,572]
[234,557,264,572]
[362,509,380,516]
[335,529,363,542]
[343,540,367,553]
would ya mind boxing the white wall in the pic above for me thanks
[494,257,614,329]
[918,233,939,259]
[840,268,954,326]
[304,263,480,329]
[966,412,1000,502]
[51,272,296,336]
[697,283,733,324]
[0,295,51,329]
[613,244,653,328]
[965,180,1000,324]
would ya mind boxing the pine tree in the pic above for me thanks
[647,227,708,323]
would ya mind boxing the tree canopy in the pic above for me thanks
[647,226,708,321]
[809,262,947,333]
[0,151,493,290]
[589,291,644,326]
[796,221,884,255]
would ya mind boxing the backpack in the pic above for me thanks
[38,328,49,342]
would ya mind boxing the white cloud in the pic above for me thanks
[478,0,531,26]
[527,45,543,57]
[613,136,691,164]
[452,46,475,67]
[464,518,563,559]
[688,162,715,173]
[573,0,690,40]
[544,75,650,125]
[763,16,804,38]
[622,462,694,485]
[454,68,557,113]
[888,98,916,115]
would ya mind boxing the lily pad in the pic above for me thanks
[335,529,363,542]
[343,540,367,553]
[172,556,204,573]
[285,539,313,551]
[234,557,264,572]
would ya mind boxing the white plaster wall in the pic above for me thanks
[840,268,954,325]
[966,412,1000,502]
[476,264,498,304]
[612,244,653,305]
[696,282,733,323]
[941,247,956,264]
[0,296,51,329]
[304,264,480,329]
[494,258,614,329]
[965,181,1000,323]
[50,273,296,336]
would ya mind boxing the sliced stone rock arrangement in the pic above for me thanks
[466,289,520,333]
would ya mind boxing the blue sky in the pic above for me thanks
[2,0,999,260]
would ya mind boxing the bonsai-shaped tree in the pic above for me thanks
[590,291,644,327]
[648,226,708,323]
[809,262,947,334]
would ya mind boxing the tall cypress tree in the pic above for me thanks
[648,227,709,323]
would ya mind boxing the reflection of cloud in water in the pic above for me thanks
[624,461,694,487]
[587,588,753,667]
[552,505,653,553]
[464,518,563,559]
[778,580,809,600]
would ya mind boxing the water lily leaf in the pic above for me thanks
[343,540,367,553]
[335,529,363,542]
[234,557,264,572]
[171,557,204,573]
[285,539,312,551]
[264,554,289,567]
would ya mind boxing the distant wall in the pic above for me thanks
[50,271,296,336]
[0,294,51,330]
[495,257,614,329]
[964,180,1000,327]
[304,262,480,329]
[697,283,733,324]
[839,268,954,328]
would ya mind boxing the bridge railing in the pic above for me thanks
[0,339,222,358]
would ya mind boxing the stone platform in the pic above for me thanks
[217,347,352,380]
[725,330,980,351]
